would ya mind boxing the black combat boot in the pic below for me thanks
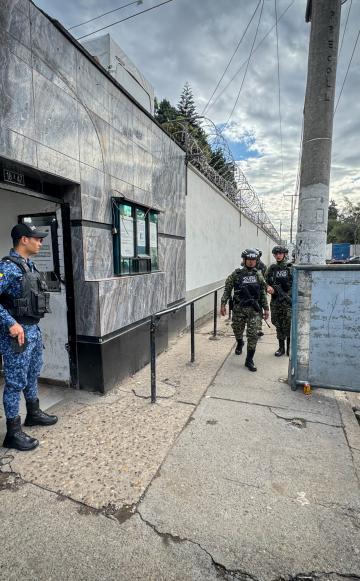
[245,348,257,372]
[3,416,39,451]
[286,337,290,356]
[275,339,285,357]
[235,339,244,355]
[24,399,58,427]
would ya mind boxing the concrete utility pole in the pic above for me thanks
[296,0,342,264]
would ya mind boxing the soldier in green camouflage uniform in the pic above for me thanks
[220,249,269,372]
[255,248,266,337]
[265,245,292,357]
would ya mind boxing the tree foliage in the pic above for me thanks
[155,83,237,191]
[327,198,360,244]
[177,82,198,126]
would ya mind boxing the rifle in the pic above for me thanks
[270,281,292,305]
[234,284,271,327]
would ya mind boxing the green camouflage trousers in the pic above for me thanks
[232,307,261,350]
[270,302,291,340]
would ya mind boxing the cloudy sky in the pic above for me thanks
[34,0,360,240]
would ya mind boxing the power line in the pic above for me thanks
[334,27,360,115]
[76,0,177,41]
[338,0,352,56]
[69,0,144,31]
[202,0,262,117]
[274,0,285,202]
[206,0,295,114]
[224,0,264,128]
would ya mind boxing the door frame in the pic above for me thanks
[0,182,79,388]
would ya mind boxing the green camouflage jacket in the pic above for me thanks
[221,266,268,310]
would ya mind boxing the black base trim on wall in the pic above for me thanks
[77,310,187,393]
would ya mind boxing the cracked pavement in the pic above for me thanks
[1,320,360,580]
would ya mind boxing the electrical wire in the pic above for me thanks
[69,0,144,30]
[206,0,295,114]
[76,0,177,41]
[202,0,262,117]
[223,0,264,128]
[334,27,360,115]
[274,0,285,202]
[338,0,352,56]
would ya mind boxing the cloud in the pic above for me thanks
[34,0,360,239]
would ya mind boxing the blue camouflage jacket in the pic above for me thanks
[0,249,36,331]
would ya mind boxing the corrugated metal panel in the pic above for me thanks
[332,243,350,260]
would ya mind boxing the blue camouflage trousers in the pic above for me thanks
[1,325,43,419]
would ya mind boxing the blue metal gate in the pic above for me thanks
[291,265,360,392]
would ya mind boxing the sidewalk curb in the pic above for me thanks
[335,391,360,483]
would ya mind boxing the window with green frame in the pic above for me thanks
[113,199,159,275]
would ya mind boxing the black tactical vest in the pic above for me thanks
[267,263,291,292]
[0,256,51,325]
[233,268,261,307]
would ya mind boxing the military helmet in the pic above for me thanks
[241,248,259,260]
[255,248,262,258]
[272,245,288,255]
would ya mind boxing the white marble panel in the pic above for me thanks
[74,280,100,336]
[33,71,79,160]
[3,0,30,16]
[78,106,106,172]
[71,226,100,337]
[31,53,76,100]
[83,113,111,176]
[75,51,111,124]
[82,226,113,280]
[99,272,166,336]
[0,43,34,136]
[30,4,77,91]
[133,111,152,151]
[37,144,80,183]
[0,128,37,167]
[63,186,82,221]
[1,27,32,66]
[110,93,133,140]
[133,144,152,192]
[158,236,186,305]
[132,186,155,210]
[110,175,134,202]
[110,128,134,185]
[0,2,30,47]
[80,164,112,223]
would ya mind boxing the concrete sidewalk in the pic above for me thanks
[1,320,360,580]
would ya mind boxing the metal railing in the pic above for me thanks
[150,285,224,402]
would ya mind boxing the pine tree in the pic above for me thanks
[177,82,199,127]
[155,87,237,194]
[154,98,178,125]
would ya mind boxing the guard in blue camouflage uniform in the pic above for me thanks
[1,224,58,451]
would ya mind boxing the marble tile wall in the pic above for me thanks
[158,236,186,305]
[0,1,30,47]
[80,165,111,223]
[82,226,113,280]
[71,226,100,337]
[33,71,80,160]
[99,272,166,336]
[0,1,186,338]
